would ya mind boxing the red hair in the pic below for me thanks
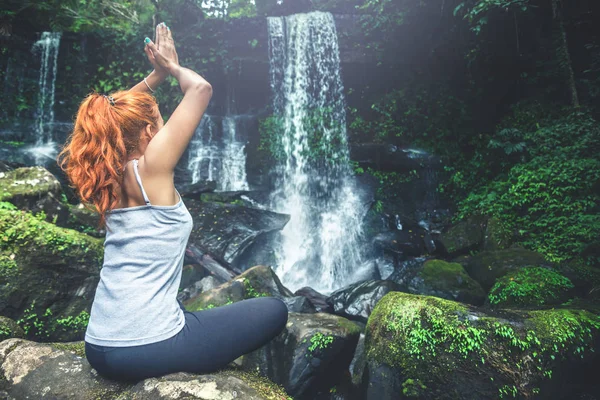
[57,90,159,230]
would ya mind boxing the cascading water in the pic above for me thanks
[221,116,249,191]
[187,115,219,184]
[186,114,249,191]
[268,11,368,294]
[27,32,61,164]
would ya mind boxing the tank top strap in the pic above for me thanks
[132,159,151,206]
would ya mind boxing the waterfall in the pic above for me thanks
[186,114,249,191]
[187,115,219,184]
[221,116,249,191]
[268,12,368,294]
[32,32,61,145]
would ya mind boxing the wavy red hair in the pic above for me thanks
[57,90,159,230]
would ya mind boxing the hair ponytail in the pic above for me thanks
[57,90,159,230]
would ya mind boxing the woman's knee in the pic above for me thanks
[263,297,289,332]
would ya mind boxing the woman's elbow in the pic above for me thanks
[196,81,213,97]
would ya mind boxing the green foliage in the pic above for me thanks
[242,278,269,298]
[454,0,531,35]
[455,110,600,262]
[307,332,334,353]
[487,267,574,307]
[16,300,90,340]
[349,86,470,153]
[2,0,155,34]
[367,292,600,398]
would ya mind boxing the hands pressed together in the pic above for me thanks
[144,22,180,78]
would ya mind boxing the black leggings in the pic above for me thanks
[84,297,288,382]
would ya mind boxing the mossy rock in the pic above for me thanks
[486,267,575,308]
[0,207,103,341]
[0,167,69,225]
[184,265,293,311]
[0,339,292,399]
[412,260,486,306]
[439,215,486,256]
[363,292,600,399]
[0,316,24,341]
[457,248,551,291]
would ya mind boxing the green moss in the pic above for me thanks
[364,291,600,398]
[221,368,293,400]
[487,267,574,307]
[307,332,335,352]
[0,167,62,202]
[337,316,363,336]
[51,341,86,358]
[527,308,600,359]
[366,292,479,369]
[0,208,103,267]
[421,260,479,291]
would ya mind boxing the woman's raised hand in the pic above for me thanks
[144,22,180,76]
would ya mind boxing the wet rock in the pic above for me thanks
[326,280,401,323]
[183,265,293,311]
[179,180,217,200]
[438,215,486,256]
[373,230,424,257]
[0,338,291,399]
[295,287,333,313]
[283,296,317,313]
[241,312,362,399]
[65,203,105,238]
[363,292,600,399]
[0,166,69,225]
[185,198,290,268]
[200,191,250,203]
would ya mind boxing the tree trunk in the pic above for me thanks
[552,0,580,108]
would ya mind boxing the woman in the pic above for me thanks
[57,23,288,382]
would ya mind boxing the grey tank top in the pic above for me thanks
[85,159,193,347]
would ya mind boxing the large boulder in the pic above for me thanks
[183,265,293,311]
[363,292,600,399]
[0,207,103,341]
[457,248,551,291]
[390,259,486,306]
[326,280,401,323]
[0,338,291,399]
[438,215,486,256]
[0,166,69,225]
[241,312,362,399]
[185,199,290,270]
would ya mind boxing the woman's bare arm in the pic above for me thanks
[129,69,167,93]
[142,39,212,174]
